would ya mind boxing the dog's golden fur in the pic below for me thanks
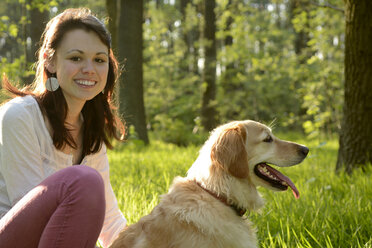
[110,120,308,248]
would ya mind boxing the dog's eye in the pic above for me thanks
[263,136,273,143]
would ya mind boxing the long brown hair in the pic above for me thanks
[3,8,124,156]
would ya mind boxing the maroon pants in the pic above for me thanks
[0,165,106,248]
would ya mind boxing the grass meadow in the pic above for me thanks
[108,133,371,248]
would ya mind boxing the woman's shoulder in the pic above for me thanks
[0,95,38,122]
[1,95,37,109]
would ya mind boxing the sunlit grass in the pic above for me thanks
[109,140,199,224]
[108,134,371,247]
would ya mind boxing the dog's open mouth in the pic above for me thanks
[254,163,300,199]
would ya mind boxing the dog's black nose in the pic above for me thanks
[299,146,309,157]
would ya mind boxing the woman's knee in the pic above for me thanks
[71,166,104,190]
[56,166,106,213]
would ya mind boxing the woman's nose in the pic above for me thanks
[81,61,95,74]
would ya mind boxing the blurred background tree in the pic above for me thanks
[2,0,370,173]
[336,0,372,174]
[117,0,149,144]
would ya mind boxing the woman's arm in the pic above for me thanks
[0,100,44,206]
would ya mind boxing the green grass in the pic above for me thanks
[108,134,371,248]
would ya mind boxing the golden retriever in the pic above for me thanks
[110,120,309,248]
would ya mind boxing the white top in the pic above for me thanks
[0,95,126,247]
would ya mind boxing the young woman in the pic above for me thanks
[0,8,126,247]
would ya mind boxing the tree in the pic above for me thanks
[29,6,48,60]
[336,0,372,174]
[201,0,218,131]
[288,0,311,57]
[179,0,191,72]
[106,0,118,52]
[106,0,119,106]
[219,0,233,80]
[118,0,149,144]
[24,1,49,85]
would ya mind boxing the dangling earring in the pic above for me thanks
[46,76,59,92]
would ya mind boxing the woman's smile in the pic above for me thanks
[74,79,97,87]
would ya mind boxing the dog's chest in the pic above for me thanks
[201,219,257,248]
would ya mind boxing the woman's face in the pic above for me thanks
[47,29,109,108]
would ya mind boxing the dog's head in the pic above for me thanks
[187,120,309,207]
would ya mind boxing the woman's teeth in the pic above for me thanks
[76,80,95,86]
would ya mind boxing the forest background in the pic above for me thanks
[0,0,370,173]
[1,1,371,246]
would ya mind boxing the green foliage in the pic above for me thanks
[143,1,203,144]
[292,1,344,137]
[141,0,345,143]
[216,1,300,127]
[109,139,200,224]
[1,0,346,144]
[0,56,32,85]
[27,0,58,11]
[108,134,371,247]
[151,114,208,146]
[0,15,18,38]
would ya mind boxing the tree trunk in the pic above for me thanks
[155,0,162,9]
[106,0,119,53]
[288,0,311,57]
[180,0,191,72]
[336,0,372,174]
[180,0,199,75]
[106,0,120,105]
[25,4,49,85]
[118,0,149,144]
[201,0,218,131]
[221,0,234,90]
[29,6,48,62]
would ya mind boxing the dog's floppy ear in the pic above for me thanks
[211,124,249,178]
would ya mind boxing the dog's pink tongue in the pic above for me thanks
[265,164,300,199]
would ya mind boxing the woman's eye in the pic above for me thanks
[70,56,81,62]
[263,136,273,143]
[95,58,106,63]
